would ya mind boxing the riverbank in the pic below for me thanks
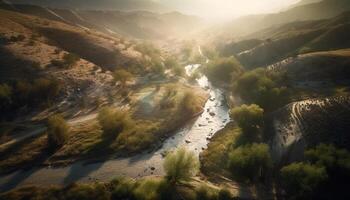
[0,56,232,192]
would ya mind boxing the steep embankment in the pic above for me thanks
[270,96,350,164]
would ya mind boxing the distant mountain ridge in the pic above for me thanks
[0,2,203,40]
[225,0,350,36]
[220,11,350,69]
[3,0,170,12]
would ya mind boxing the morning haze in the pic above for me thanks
[0,0,349,199]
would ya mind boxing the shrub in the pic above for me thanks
[113,69,134,87]
[13,78,61,107]
[0,83,12,109]
[110,177,136,200]
[164,57,179,69]
[196,184,218,200]
[64,183,109,200]
[32,78,61,103]
[182,92,202,116]
[172,65,185,77]
[218,188,233,200]
[230,104,264,137]
[228,143,272,182]
[133,179,170,200]
[280,162,328,199]
[9,34,25,42]
[163,148,199,184]
[97,107,132,139]
[134,42,160,57]
[204,57,243,84]
[50,59,65,67]
[150,61,165,76]
[63,53,80,68]
[47,114,69,149]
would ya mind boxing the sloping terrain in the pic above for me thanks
[220,11,350,69]
[220,0,350,37]
[3,0,169,12]
[270,96,350,164]
[267,49,350,82]
[0,7,210,175]
[0,2,203,40]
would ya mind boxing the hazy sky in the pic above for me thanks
[157,0,301,19]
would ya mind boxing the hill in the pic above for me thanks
[0,2,203,40]
[221,0,350,37]
[268,49,350,82]
[3,0,169,12]
[220,11,350,69]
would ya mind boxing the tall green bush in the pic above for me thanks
[47,114,69,149]
[163,148,199,184]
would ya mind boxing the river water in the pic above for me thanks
[0,53,230,192]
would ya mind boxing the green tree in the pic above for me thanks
[163,148,199,184]
[305,143,350,196]
[97,107,132,139]
[305,144,350,173]
[280,162,328,199]
[47,114,69,149]
[230,104,264,137]
[234,68,289,111]
[113,69,134,87]
[228,143,272,182]
[205,57,243,84]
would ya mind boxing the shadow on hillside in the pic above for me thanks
[38,27,124,70]
[0,46,39,81]
[0,145,54,192]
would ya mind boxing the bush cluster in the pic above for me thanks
[47,114,69,149]
[234,68,289,111]
[0,78,62,118]
[51,53,80,68]
[182,92,202,116]
[163,148,199,184]
[97,107,133,139]
[230,104,264,137]
[204,57,243,84]
[228,143,272,182]
[280,144,350,199]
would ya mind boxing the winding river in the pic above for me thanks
[0,47,230,192]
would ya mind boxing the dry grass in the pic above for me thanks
[0,134,48,173]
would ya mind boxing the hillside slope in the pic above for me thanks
[0,2,203,40]
[3,0,169,12]
[222,0,350,37]
[221,11,350,69]
[268,49,350,82]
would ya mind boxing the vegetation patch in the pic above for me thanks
[200,122,241,178]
